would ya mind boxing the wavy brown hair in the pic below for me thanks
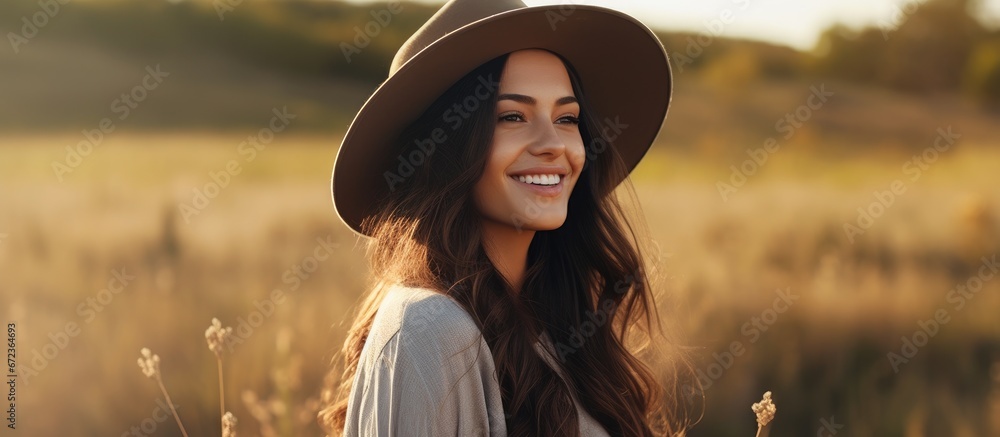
[319,51,699,436]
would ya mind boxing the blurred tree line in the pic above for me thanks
[817,0,1000,107]
[0,0,440,82]
[1,0,997,131]
[665,0,1000,108]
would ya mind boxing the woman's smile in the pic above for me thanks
[507,167,570,197]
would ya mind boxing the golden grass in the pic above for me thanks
[1,133,998,436]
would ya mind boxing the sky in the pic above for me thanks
[347,0,1000,51]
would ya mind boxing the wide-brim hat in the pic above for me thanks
[331,0,672,237]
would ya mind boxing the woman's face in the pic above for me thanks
[473,49,587,232]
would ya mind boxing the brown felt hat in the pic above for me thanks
[331,0,672,237]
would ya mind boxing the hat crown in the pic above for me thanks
[390,0,527,75]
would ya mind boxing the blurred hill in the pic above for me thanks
[0,0,443,132]
[0,0,998,154]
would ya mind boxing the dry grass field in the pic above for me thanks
[2,131,998,436]
[3,0,1000,434]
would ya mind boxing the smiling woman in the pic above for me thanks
[473,50,587,290]
[320,0,695,436]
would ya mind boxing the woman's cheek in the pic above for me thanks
[568,141,586,176]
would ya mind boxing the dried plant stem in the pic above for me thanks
[155,374,190,437]
[751,391,776,437]
[217,357,226,436]
[205,318,235,436]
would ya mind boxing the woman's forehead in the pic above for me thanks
[498,50,575,97]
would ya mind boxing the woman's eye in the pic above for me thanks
[559,115,580,125]
[498,112,524,122]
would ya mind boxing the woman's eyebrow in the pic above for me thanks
[497,93,578,106]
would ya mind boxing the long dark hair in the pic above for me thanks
[319,51,698,436]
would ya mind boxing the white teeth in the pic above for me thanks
[513,174,561,186]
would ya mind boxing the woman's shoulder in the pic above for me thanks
[364,283,486,362]
[345,284,507,436]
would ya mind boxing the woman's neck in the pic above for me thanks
[480,219,535,292]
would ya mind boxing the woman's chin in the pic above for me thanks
[517,214,568,232]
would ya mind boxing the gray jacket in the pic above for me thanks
[343,284,611,436]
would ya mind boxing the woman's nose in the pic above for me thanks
[527,119,568,157]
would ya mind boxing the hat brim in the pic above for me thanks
[332,5,672,237]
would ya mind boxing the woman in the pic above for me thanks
[320,0,696,435]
